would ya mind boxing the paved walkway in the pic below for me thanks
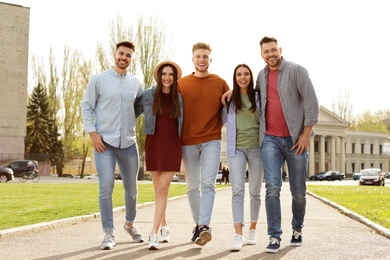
[1,182,390,260]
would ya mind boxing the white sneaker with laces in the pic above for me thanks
[148,233,159,250]
[100,232,115,250]
[246,229,257,245]
[159,226,170,243]
[230,234,245,251]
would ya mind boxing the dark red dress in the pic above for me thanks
[145,94,182,171]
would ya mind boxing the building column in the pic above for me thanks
[320,135,326,171]
[340,137,346,174]
[309,136,315,176]
[331,136,336,170]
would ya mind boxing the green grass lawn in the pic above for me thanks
[1,183,389,231]
[307,184,390,230]
[0,182,187,230]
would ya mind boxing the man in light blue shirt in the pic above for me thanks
[81,41,144,250]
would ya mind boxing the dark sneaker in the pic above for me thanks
[195,225,212,246]
[290,230,302,246]
[265,237,281,253]
[191,225,200,242]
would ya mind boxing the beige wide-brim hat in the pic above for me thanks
[153,60,182,81]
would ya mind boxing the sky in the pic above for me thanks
[5,0,390,116]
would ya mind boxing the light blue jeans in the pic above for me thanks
[182,140,221,226]
[262,135,308,239]
[94,143,139,234]
[228,148,263,225]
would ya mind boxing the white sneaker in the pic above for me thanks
[159,226,170,243]
[100,232,115,250]
[230,234,245,251]
[246,229,257,245]
[148,233,159,250]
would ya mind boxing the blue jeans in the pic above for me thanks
[182,140,221,226]
[262,135,308,238]
[95,143,139,234]
[228,148,263,225]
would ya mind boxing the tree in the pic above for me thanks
[46,122,64,175]
[25,83,51,157]
[60,46,85,161]
[350,110,388,133]
[32,46,85,176]
[332,89,353,122]
[78,58,94,177]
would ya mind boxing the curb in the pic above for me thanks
[307,191,390,239]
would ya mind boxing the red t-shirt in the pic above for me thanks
[265,70,290,137]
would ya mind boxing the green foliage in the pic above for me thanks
[349,110,389,133]
[25,83,51,155]
[307,185,390,229]
[0,183,187,230]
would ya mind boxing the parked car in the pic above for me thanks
[309,172,326,180]
[171,174,179,182]
[84,174,98,179]
[2,160,39,177]
[216,171,223,182]
[318,171,344,181]
[384,172,390,179]
[115,173,122,180]
[0,166,14,183]
[352,172,361,180]
[62,174,74,178]
[359,168,385,186]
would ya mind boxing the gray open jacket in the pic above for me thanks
[255,57,319,146]
[137,87,183,136]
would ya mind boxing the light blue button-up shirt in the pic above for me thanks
[81,67,143,149]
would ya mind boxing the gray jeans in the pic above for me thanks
[228,147,263,225]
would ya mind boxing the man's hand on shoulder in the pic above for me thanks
[221,90,233,106]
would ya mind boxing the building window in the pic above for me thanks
[380,163,383,170]
[370,144,374,154]
[379,145,382,155]
[325,142,328,153]
[352,143,355,154]
[371,163,374,168]
[351,163,355,173]
[314,141,319,152]
[361,163,364,170]
[361,144,364,154]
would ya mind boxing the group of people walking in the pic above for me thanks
[81,36,319,254]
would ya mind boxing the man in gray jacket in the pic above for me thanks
[256,36,319,253]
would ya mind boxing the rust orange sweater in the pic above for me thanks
[178,73,230,145]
